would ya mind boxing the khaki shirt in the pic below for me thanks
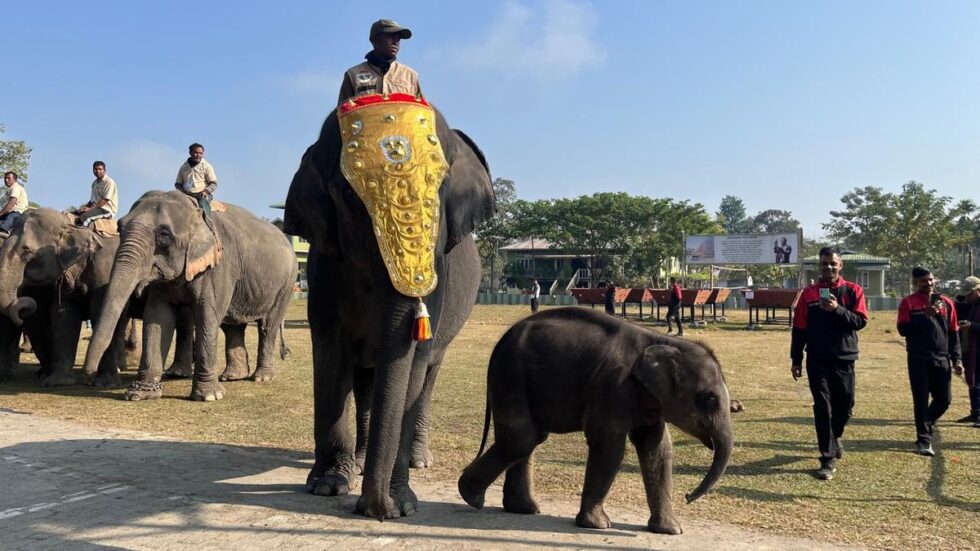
[337,61,421,106]
[90,176,119,214]
[175,158,218,195]
[1,182,28,214]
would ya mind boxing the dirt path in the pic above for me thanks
[0,409,864,550]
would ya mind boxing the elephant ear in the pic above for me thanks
[440,127,495,254]
[283,114,340,253]
[632,344,681,404]
[57,226,102,270]
[184,217,222,281]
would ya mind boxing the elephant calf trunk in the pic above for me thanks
[685,430,733,503]
[6,297,37,326]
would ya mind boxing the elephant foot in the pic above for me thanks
[34,364,54,379]
[219,366,250,382]
[88,372,122,388]
[503,493,540,515]
[162,363,193,379]
[189,381,225,401]
[457,472,486,509]
[355,489,400,520]
[41,371,78,388]
[124,380,163,401]
[575,504,612,529]
[648,513,683,535]
[249,367,276,383]
[390,484,419,517]
[410,445,434,469]
[307,467,355,496]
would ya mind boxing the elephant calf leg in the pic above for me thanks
[575,430,627,530]
[220,323,250,381]
[502,454,540,514]
[458,427,544,510]
[630,424,682,535]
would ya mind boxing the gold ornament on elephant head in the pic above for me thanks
[339,94,448,298]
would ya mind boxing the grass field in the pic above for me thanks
[1,302,978,550]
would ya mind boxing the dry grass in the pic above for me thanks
[1,302,978,550]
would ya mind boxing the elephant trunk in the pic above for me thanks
[685,422,733,503]
[0,253,30,325]
[82,228,152,375]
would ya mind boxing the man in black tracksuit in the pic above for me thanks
[897,267,963,456]
[791,247,868,480]
[666,277,684,335]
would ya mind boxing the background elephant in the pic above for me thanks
[283,106,493,519]
[81,191,297,401]
[458,307,734,535]
[0,209,131,386]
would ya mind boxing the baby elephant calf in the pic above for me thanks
[458,307,734,534]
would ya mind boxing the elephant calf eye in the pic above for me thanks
[154,230,174,248]
[695,391,720,413]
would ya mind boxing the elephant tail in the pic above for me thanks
[475,388,492,459]
[279,322,289,360]
[125,318,138,351]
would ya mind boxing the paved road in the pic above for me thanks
[0,409,862,550]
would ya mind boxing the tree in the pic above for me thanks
[751,209,801,234]
[475,178,517,292]
[824,181,960,294]
[627,199,722,286]
[716,195,753,234]
[0,124,31,180]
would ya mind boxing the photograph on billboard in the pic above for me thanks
[685,233,800,265]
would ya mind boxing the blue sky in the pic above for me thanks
[4,1,979,237]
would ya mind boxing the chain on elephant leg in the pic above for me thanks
[125,379,163,401]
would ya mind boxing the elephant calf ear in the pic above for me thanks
[632,344,680,404]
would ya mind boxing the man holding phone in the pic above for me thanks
[897,267,963,456]
[791,247,868,480]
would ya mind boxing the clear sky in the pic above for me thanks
[4,1,979,238]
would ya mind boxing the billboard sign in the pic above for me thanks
[685,233,800,265]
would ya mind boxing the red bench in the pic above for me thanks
[744,289,802,326]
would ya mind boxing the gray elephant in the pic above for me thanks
[0,208,132,386]
[458,307,734,534]
[283,98,493,519]
[81,191,297,401]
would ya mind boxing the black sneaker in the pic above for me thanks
[834,438,844,460]
[815,460,836,480]
[955,413,980,423]
[915,441,935,457]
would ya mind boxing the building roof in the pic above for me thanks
[499,238,558,251]
[803,252,891,268]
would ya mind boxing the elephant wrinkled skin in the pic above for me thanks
[81,191,297,401]
[283,106,493,519]
[458,307,734,535]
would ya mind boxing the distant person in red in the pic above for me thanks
[666,277,684,336]
[897,267,963,456]
[791,247,868,481]
[603,281,616,315]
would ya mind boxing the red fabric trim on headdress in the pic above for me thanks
[339,93,429,115]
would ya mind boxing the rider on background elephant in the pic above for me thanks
[81,191,297,401]
[284,90,494,520]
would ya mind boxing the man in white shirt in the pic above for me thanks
[174,142,217,224]
[0,171,29,233]
[76,161,118,226]
[530,278,541,313]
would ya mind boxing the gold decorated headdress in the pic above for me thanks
[339,94,448,298]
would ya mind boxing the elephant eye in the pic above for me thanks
[20,248,33,262]
[154,227,174,248]
[695,391,720,413]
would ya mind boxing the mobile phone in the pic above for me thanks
[931,293,942,305]
[819,288,831,300]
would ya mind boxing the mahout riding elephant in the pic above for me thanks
[284,94,493,519]
[457,307,734,535]
[81,191,297,401]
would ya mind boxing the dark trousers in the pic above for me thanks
[806,359,855,461]
[530,298,539,313]
[907,356,951,444]
[0,211,21,233]
[666,303,683,333]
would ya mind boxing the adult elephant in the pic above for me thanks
[81,191,297,401]
[0,209,130,386]
[284,94,494,519]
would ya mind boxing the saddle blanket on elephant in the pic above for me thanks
[338,93,449,298]
[60,212,119,238]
